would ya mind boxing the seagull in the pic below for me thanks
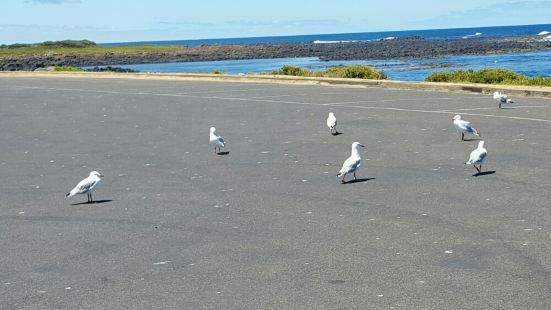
[465,141,488,173]
[493,92,513,108]
[453,115,480,141]
[209,127,226,154]
[326,112,339,135]
[66,171,104,203]
[337,142,364,183]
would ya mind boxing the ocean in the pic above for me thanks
[100,24,551,46]
[96,24,551,81]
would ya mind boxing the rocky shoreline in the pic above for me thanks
[1,36,550,71]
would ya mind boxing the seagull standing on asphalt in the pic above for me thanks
[465,141,488,173]
[453,115,480,141]
[66,171,104,203]
[210,127,226,154]
[337,142,364,183]
[327,112,339,135]
[493,92,514,108]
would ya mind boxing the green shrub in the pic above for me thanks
[271,65,311,76]
[212,70,224,74]
[425,68,551,87]
[1,40,96,49]
[321,65,385,79]
[53,66,82,72]
[271,65,385,80]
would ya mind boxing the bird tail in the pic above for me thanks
[473,129,480,137]
[66,189,77,198]
[506,99,514,104]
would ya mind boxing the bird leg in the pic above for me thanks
[474,165,481,173]
[354,172,357,180]
[461,133,464,141]
[87,193,90,203]
[499,103,502,109]
[341,174,347,184]
[479,165,483,173]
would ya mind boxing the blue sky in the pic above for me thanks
[1,0,551,44]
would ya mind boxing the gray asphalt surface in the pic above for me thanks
[1,76,551,309]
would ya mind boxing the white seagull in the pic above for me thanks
[465,141,488,173]
[337,142,364,183]
[66,171,104,203]
[209,127,226,154]
[326,112,339,135]
[493,92,513,108]
[453,115,480,141]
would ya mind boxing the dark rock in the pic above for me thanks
[1,36,551,71]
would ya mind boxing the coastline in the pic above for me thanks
[1,36,551,71]
[2,71,551,99]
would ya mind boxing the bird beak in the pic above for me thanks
[99,174,104,177]
[359,144,365,147]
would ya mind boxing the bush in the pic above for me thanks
[271,65,385,80]
[271,65,310,76]
[425,68,551,87]
[54,66,82,72]
[212,70,224,74]
[321,65,385,79]
[1,40,96,49]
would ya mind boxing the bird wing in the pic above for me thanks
[218,136,225,146]
[455,120,469,131]
[478,150,488,163]
[465,124,476,134]
[468,148,485,164]
[74,177,97,194]
[339,156,361,175]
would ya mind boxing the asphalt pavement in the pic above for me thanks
[1,76,551,309]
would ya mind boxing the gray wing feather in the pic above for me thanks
[79,180,96,193]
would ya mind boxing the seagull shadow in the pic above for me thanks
[217,151,230,155]
[473,171,496,177]
[463,138,482,142]
[499,107,515,110]
[343,178,376,184]
[71,199,113,206]
[332,132,343,136]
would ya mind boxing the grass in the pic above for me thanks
[0,40,181,58]
[53,66,82,72]
[271,65,386,80]
[0,40,96,49]
[425,68,551,87]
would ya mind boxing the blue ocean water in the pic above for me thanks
[100,23,551,46]
[95,24,551,81]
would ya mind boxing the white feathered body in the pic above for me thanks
[337,144,362,177]
[453,118,480,137]
[338,155,361,177]
[66,174,102,198]
[210,130,225,148]
[327,113,337,130]
[493,92,513,104]
[466,142,488,165]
